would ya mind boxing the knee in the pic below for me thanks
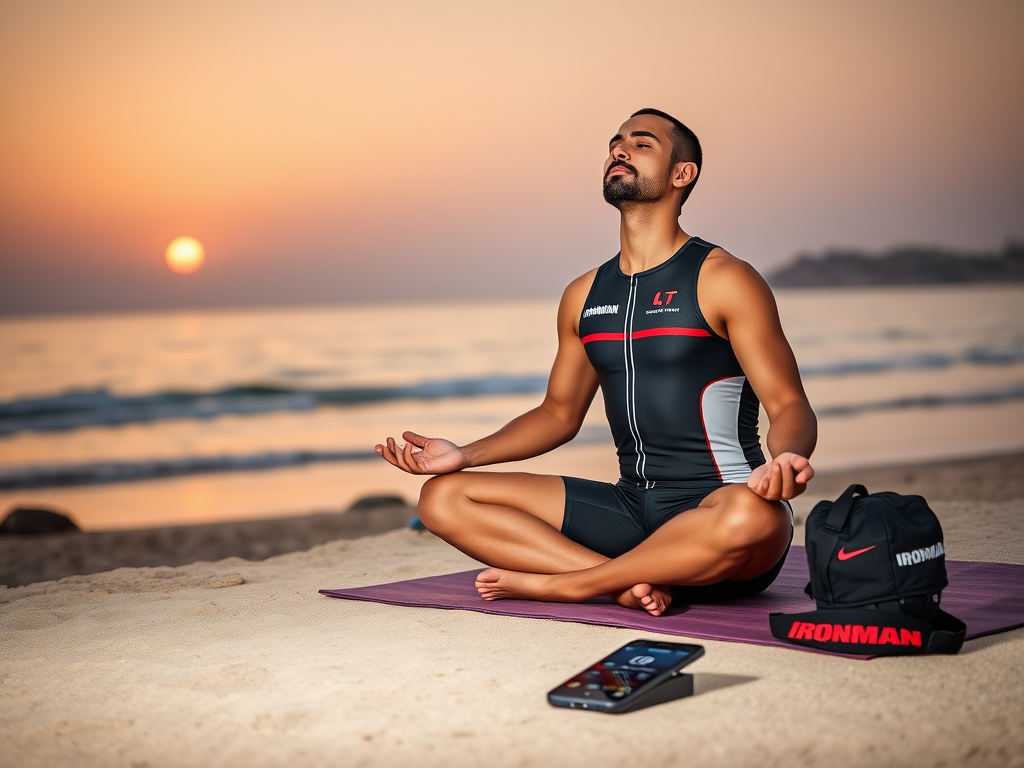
[715,486,790,550]
[417,474,465,534]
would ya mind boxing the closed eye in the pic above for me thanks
[629,130,662,148]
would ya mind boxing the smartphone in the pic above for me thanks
[547,639,704,714]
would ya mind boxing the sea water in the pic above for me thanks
[1,285,1022,529]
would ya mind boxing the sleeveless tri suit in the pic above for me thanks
[560,237,791,598]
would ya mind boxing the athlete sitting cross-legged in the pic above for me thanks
[376,108,816,616]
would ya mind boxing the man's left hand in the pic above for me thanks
[747,452,814,501]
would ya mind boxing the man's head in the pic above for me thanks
[603,108,702,213]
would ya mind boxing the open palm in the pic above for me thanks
[375,431,468,475]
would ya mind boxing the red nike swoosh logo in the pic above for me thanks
[837,545,877,561]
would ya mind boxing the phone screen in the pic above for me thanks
[550,641,702,705]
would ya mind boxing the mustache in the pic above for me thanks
[605,161,637,180]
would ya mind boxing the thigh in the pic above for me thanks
[429,471,568,529]
[624,483,792,587]
[645,484,716,532]
[561,477,647,559]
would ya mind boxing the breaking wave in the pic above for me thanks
[0,374,549,436]
[1,342,1022,438]
[0,424,613,490]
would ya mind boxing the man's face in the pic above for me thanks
[603,115,675,208]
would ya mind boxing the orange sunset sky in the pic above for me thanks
[1,0,1022,314]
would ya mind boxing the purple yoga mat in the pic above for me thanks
[320,546,1024,657]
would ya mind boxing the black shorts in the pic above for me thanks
[560,476,793,602]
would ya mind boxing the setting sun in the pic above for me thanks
[165,237,205,274]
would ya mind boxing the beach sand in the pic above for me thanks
[0,499,416,589]
[2,453,1023,767]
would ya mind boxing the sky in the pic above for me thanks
[1,0,1022,315]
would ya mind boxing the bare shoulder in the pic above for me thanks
[701,247,769,287]
[698,247,779,337]
[559,268,599,335]
[563,268,599,302]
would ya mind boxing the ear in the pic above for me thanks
[671,161,699,189]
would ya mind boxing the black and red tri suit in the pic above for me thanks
[560,237,790,598]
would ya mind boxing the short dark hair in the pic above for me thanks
[630,108,702,208]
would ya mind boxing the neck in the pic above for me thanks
[617,201,690,275]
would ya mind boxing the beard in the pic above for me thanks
[603,164,669,208]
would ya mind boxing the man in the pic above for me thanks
[376,108,816,616]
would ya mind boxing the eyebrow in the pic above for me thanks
[609,130,663,148]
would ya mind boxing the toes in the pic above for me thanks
[476,568,501,584]
[618,583,671,615]
[476,570,506,602]
[631,583,653,600]
[641,587,672,616]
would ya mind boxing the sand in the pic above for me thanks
[0,500,416,588]
[2,453,1023,767]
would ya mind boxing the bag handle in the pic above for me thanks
[823,483,868,533]
[814,484,869,605]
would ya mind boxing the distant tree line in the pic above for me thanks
[767,241,1024,288]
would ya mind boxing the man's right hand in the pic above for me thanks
[375,431,469,476]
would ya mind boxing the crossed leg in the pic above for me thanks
[417,471,792,616]
[416,471,663,611]
[474,483,792,610]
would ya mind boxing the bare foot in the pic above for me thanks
[475,569,672,616]
[475,568,560,602]
[615,583,672,617]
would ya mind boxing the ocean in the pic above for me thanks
[2,285,1023,530]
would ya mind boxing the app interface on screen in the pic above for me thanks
[560,645,693,700]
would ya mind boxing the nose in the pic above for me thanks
[609,142,629,162]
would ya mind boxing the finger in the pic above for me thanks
[768,462,784,500]
[404,440,431,474]
[402,440,423,473]
[778,454,814,487]
[402,431,430,448]
[376,441,405,471]
[796,463,815,484]
[780,462,797,500]
[388,437,415,473]
[751,471,770,499]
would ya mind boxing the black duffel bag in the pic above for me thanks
[769,484,966,655]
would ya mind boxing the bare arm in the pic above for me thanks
[699,250,817,500]
[376,272,601,475]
